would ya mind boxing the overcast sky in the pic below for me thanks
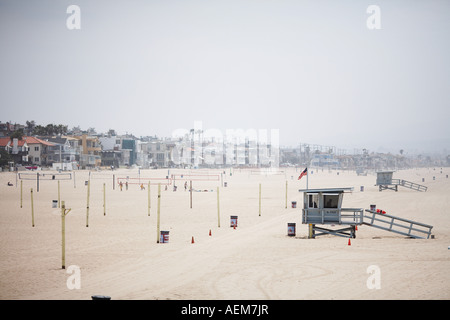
[1,0,449,154]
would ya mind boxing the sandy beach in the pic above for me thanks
[1,167,449,300]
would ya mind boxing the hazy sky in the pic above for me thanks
[1,0,449,154]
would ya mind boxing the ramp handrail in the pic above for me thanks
[363,209,433,239]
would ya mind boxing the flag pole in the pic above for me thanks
[306,166,309,190]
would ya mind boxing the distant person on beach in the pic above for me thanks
[184,181,187,191]
[140,183,145,190]
[119,181,123,191]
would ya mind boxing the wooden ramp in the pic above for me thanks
[363,209,433,239]
[398,179,428,192]
[378,179,427,192]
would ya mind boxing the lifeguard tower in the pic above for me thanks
[299,186,434,240]
[299,188,363,238]
[376,171,427,192]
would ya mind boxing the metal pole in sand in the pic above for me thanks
[148,181,151,216]
[31,188,35,227]
[217,187,220,227]
[190,180,193,209]
[20,179,23,208]
[58,180,61,208]
[308,223,314,239]
[156,183,161,243]
[285,180,288,209]
[306,166,309,190]
[86,179,90,227]
[306,166,312,236]
[62,201,66,269]
[61,201,72,269]
[259,183,262,216]
[103,183,106,216]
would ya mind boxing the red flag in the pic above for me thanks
[298,168,307,180]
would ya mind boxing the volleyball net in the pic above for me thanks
[117,173,220,186]
[116,177,173,186]
[171,174,220,181]
[18,172,72,180]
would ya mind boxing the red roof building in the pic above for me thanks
[0,136,55,165]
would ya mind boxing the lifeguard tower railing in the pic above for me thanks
[302,208,364,225]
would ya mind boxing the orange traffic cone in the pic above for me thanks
[348,238,351,246]
[191,236,195,244]
[355,225,358,231]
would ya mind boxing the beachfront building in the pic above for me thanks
[121,137,137,166]
[310,152,339,169]
[43,136,80,167]
[0,137,29,165]
[99,134,151,168]
[23,136,54,166]
[146,139,176,168]
[99,134,122,168]
[75,134,102,168]
[171,132,278,169]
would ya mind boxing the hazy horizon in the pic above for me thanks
[1,0,449,155]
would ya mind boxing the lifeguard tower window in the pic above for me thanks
[308,194,319,208]
[324,194,339,209]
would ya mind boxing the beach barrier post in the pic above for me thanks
[31,188,35,227]
[86,180,90,227]
[156,183,161,243]
[61,201,71,269]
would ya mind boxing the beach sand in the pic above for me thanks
[1,167,449,300]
